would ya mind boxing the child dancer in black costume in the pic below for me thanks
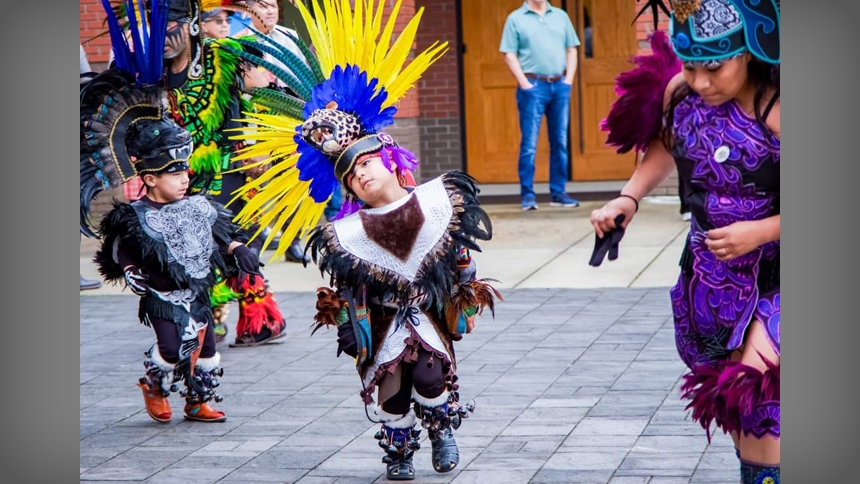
[80,0,262,423]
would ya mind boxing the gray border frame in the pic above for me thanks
[0,0,81,481]
[0,0,851,480]
[782,0,860,480]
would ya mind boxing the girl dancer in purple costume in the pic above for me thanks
[593,1,780,482]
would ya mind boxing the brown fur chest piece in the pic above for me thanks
[331,177,454,283]
[359,195,425,262]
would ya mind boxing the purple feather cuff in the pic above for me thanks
[600,30,682,154]
[680,355,780,442]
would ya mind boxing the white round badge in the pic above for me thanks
[714,145,731,163]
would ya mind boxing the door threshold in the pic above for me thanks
[476,181,628,203]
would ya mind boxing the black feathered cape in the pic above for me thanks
[94,195,247,300]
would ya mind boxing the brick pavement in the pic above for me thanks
[80,288,737,484]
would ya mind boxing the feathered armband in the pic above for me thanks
[311,287,348,335]
[446,278,503,338]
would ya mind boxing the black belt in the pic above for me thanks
[524,72,564,82]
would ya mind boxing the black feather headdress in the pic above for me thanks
[80,0,194,237]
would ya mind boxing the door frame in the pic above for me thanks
[455,0,468,174]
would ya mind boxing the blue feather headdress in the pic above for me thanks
[291,64,400,206]
[100,0,170,85]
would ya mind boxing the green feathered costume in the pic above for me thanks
[160,0,286,346]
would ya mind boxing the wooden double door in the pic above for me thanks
[461,0,638,183]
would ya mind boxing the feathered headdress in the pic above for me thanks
[217,0,448,261]
[601,0,779,155]
[80,0,193,236]
[83,0,272,50]
[634,0,779,65]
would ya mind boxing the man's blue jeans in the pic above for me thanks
[516,79,572,199]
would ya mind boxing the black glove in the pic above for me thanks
[233,244,262,285]
[336,321,358,358]
[123,267,149,296]
[589,214,627,267]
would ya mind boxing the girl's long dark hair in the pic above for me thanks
[661,59,780,150]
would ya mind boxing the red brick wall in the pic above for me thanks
[633,2,670,55]
[81,0,111,64]
[415,0,459,120]
[414,0,462,179]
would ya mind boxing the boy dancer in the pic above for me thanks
[308,140,501,479]
[223,1,502,478]
[80,0,261,421]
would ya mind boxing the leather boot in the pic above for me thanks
[137,380,171,423]
[138,346,175,423]
[183,402,226,422]
[181,354,226,422]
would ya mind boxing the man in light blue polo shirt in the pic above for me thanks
[501,0,580,210]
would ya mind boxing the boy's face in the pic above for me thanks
[144,170,190,202]
[346,155,399,207]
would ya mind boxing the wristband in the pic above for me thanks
[618,194,639,213]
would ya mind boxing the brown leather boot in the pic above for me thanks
[137,381,172,423]
[184,402,227,422]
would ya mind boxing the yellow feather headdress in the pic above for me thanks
[222,0,448,262]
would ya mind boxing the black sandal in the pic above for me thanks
[430,427,459,473]
[414,398,474,474]
[376,425,421,481]
[384,454,415,481]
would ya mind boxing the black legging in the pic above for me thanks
[679,171,691,214]
[150,317,217,364]
[380,347,447,415]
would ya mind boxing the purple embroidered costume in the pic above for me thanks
[602,1,781,481]
[670,93,780,368]
[670,91,781,441]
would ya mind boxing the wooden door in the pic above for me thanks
[570,0,638,180]
[461,0,638,184]
[461,0,551,184]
